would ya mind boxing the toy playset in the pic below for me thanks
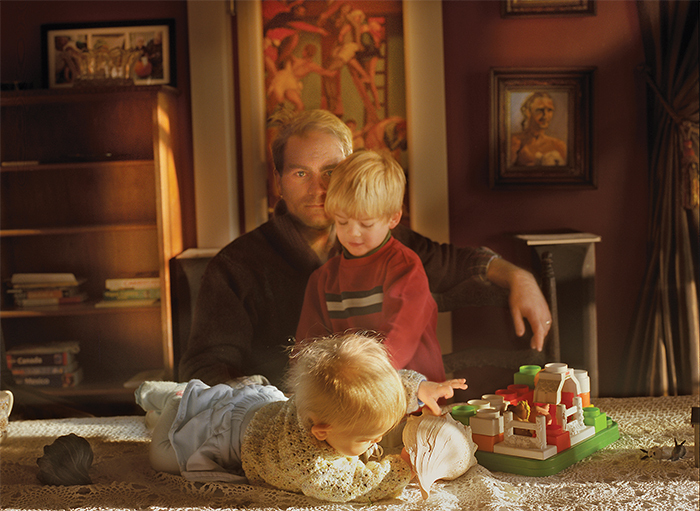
[450,362,620,476]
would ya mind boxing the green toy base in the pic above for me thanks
[475,421,620,477]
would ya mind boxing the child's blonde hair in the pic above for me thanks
[287,332,407,434]
[325,150,406,220]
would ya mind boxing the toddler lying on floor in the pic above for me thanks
[135,332,466,503]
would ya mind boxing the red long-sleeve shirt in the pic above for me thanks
[296,236,446,382]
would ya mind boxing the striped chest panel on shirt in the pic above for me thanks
[325,285,383,319]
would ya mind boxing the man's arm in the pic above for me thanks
[393,225,551,350]
[392,225,497,297]
[486,257,552,351]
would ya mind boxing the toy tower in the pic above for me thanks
[492,363,596,460]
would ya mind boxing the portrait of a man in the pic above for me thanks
[509,91,568,167]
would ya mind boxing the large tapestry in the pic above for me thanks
[262,0,407,208]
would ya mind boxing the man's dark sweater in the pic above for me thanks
[178,201,498,388]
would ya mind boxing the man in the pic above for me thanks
[179,109,552,387]
[510,92,567,167]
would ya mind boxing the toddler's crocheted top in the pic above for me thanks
[241,370,425,502]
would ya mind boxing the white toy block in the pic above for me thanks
[554,397,588,441]
[533,363,582,405]
[467,399,490,409]
[501,412,548,451]
[493,442,558,460]
[574,369,590,394]
[569,425,596,446]
[469,409,504,436]
[481,394,506,413]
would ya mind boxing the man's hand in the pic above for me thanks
[417,379,468,415]
[487,258,552,351]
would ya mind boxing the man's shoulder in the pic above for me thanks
[216,214,300,257]
[390,227,437,258]
[385,237,429,275]
[391,223,428,248]
[388,236,423,260]
[215,222,275,259]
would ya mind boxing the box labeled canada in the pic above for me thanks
[6,341,79,369]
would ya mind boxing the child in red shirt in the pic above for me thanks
[296,150,445,382]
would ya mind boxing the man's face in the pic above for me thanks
[528,97,555,131]
[276,131,346,231]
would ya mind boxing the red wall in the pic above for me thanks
[0,0,196,248]
[442,0,649,396]
[2,1,650,396]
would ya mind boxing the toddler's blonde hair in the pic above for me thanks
[287,332,407,435]
[325,150,406,220]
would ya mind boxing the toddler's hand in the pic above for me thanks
[418,379,468,415]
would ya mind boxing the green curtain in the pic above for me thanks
[623,0,699,396]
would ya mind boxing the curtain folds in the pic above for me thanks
[623,0,699,396]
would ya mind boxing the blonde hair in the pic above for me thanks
[269,108,353,174]
[325,150,406,220]
[287,332,406,434]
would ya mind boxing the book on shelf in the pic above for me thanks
[6,341,80,369]
[13,367,84,388]
[9,273,85,289]
[13,293,88,308]
[9,360,80,376]
[105,272,160,291]
[7,286,84,299]
[7,273,88,307]
[103,288,160,301]
[1,160,41,167]
[94,298,160,308]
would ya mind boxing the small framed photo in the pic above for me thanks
[41,19,175,89]
[501,0,596,18]
[489,68,595,190]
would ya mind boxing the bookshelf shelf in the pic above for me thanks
[0,85,175,107]
[1,87,183,416]
[1,159,154,173]
[0,222,157,237]
[1,302,160,318]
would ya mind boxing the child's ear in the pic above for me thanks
[388,210,402,229]
[310,423,332,441]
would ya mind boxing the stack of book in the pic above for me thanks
[6,341,83,388]
[7,273,87,308]
[94,274,161,308]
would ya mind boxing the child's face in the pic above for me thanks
[334,210,401,257]
[318,423,387,457]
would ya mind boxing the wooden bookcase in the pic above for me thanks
[0,86,183,414]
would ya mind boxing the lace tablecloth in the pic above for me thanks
[1,395,698,510]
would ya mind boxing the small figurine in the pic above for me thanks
[640,438,687,461]
[508,401,533,436]
[671,439,687,461]
[507,400,552,436]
